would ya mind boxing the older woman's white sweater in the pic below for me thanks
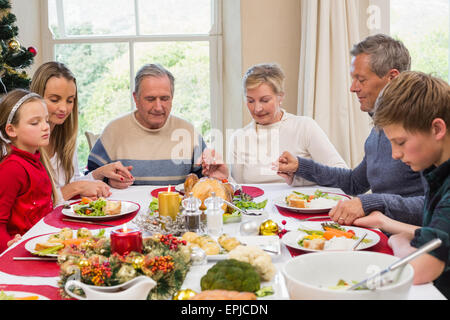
[228,111,348,185]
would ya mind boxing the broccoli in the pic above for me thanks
[200,259,261,293]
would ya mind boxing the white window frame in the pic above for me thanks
[39,0,224,133]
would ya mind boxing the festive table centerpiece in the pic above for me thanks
[57,233,192,300]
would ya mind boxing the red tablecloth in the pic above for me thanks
[0,234,60,277]
[43,204,139,230]
[275,205,394,256]
[0,284,64,300]
[151,185,265,198]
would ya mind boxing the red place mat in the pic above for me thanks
[43,203,140,230]
[151,187,181,198]
[285,228,393,257]
[0,234,60,277]
[275,206,393,256]
[0,284,64,300]
[276,204,330,221]
[236,186,265,198]
[150,186,265,199]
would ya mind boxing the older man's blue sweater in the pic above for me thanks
[296,127,425,225]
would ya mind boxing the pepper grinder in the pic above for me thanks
[204,192,224,236]
[181,192,202,234]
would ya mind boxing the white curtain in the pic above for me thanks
[297,0,372,168]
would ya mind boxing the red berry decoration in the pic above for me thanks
[27,46,37,57]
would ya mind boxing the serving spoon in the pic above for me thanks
[347,238,442,290]
[223,199,263,216]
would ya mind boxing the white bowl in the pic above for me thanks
[282,251,414,300]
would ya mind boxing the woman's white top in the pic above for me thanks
[228,110,348,185]
[50,150,94,205]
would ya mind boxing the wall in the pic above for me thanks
[240,0,301,125]
[10,0,43,76]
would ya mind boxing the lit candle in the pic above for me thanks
[110,224,143,256]
[158,185,181,221]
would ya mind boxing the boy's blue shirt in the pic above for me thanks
[411,158,450,298]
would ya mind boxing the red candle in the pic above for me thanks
[110,225,143,256]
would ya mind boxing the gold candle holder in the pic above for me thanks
[158,186,180,221]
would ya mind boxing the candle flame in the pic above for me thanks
[168,185,171,192]
[123,223,128,233]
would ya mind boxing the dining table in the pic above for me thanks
[0,183,446,300]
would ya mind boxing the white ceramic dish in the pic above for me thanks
[274,190,351,214]
[0,291,50,300]
[25,233,60,257]
[282,251,414,300]
[206,235,281,260]
[182,264,286,300]
[281,221,380,252]
[62,200,140,220]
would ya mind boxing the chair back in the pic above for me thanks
[85,131,100,150]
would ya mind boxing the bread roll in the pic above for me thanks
[105,201,122,215]
[303,238,325,250]
[288,198,306,208]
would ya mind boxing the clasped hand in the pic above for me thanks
[198,148,229,181]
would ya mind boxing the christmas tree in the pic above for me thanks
[0,0,36,93]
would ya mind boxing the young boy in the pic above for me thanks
[360,71,449,298]
[278,71,449,297]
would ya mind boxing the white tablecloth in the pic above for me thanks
[0,183,446,300]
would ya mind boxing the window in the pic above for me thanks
[44,0,222,166]
[390,0,449,81]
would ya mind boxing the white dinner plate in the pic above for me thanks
[0,291,50,300]
[281,221,380,252]
[62,200,140,220]
[175,183,185,193]
[25,233,61,257]
[274,190,351,214]
[206,235,281,261]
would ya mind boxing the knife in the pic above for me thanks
[62,218,116,227]
[13,257,57,261]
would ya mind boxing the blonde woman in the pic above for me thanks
[228,63,348,185]
[30,62,133,204]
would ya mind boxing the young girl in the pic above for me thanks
[0,89,56,252]
[30,62,134,205]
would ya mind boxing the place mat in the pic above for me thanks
[275,204,330,221]
[0,284,64,300]
[43,204,139,230]
[285,228,393,257]
[275,205,394,256]
[151,187,181,198]
[236,186,265,198]
[0,234,60,277]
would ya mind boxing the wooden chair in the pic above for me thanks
[84,131,100,150]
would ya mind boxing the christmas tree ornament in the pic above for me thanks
[27,46,37,57]
[240,220,259,236]
[172,288,197,300]
[259,219,279,236]
[8,39,19,50]
[190,246,207,265]
[78,258,90,268]
[132,255,145,269]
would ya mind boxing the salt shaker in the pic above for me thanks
[204,192,224,236]
[181,192,202,233]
